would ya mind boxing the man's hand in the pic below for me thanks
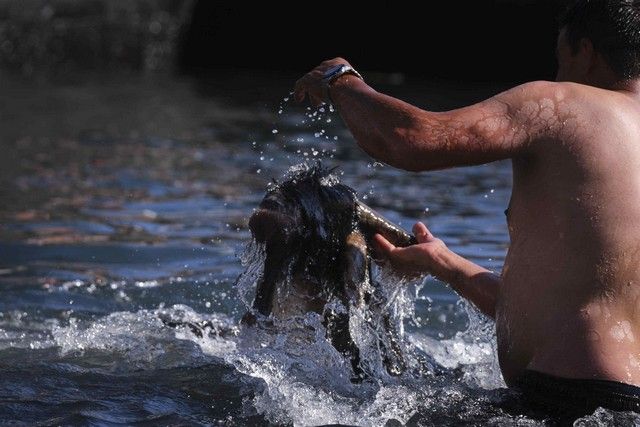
[294,57,353,107]
[373,222,448,279]
[375,221,499,318]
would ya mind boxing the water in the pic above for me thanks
[0,73,632,426]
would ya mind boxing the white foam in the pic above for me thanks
[49,306,237,370]
[411,302,504,390]
[573,407,640,426]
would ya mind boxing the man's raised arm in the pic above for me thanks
[294,58,564,171]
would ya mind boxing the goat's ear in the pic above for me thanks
[250,245,288,317]
[248,209,296,243]
[342,230,369,306]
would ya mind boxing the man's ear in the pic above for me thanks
[578,37,596,71]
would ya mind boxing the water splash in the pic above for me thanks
[0,298,551,425]
[573,407,640,426]
[234,239,267,310]
[264,92,343,171]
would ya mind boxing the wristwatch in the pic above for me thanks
[321,64,364,103]
[322,64,363,86]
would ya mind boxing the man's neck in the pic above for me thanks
[608,78,640,96]
[585,66,640,95]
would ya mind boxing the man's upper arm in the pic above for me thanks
[395,80,563,171]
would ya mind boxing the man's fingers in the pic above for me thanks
[294,59,351,104]
[309,93,324,107]
[294,74,315,102]
[373,233,396,255]
[295,73,325,104]
[294,78,307,102]
[412,221,433,243]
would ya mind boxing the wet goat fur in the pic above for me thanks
[247,163,407,378]
[162,164,411,378]
[251,164,359,306]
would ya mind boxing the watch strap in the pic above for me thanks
[321,64,364,104]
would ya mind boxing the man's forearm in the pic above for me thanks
[329,77,434,171]
[326,72,538,172]
[429,247,500,319]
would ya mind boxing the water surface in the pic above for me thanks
[0,74,630,426]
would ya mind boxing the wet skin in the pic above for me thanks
[294,29,640,387]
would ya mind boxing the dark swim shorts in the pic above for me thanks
[514,369,640,423]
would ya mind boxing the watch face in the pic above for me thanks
[323,64,347,80]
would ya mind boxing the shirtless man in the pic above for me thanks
[294,0,640,418]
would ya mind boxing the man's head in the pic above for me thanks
[556,0,640,84]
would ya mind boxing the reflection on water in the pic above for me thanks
[0,74,630,426]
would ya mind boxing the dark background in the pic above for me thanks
[179,0,565,84]
[0,0,566,85]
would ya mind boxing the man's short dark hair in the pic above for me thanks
[559,0,640,79]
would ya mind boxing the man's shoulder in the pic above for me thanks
[496,80,615,123]
[490,81,613,147]
[497,80,574,103]
[505,80,616,104]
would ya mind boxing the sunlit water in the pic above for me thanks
[0,74,635,426]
